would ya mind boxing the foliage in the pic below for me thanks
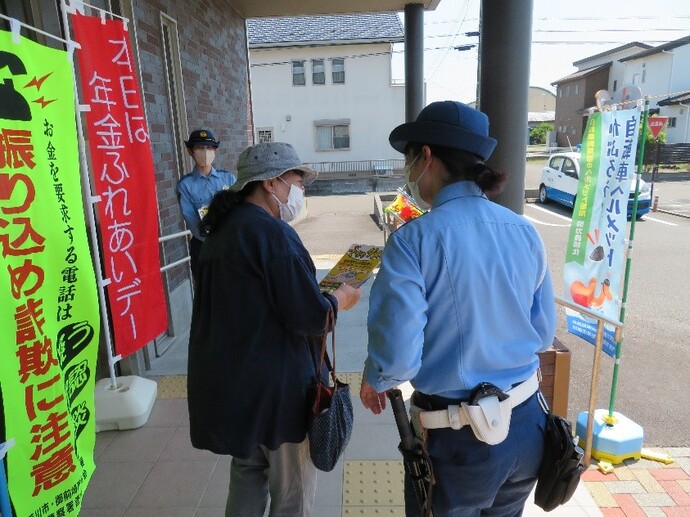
[529,123,554,145]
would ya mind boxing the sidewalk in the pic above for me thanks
[81,229,690,516]
[80,259,604,516]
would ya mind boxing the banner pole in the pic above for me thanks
[60,0,119,388]
[607,97,650,419]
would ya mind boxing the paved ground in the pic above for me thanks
[123,178,690,516]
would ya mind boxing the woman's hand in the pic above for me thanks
[332,283,361,310]
[360,381,387,415]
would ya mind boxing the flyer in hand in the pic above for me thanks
[319,244,384,292]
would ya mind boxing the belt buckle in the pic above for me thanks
[468,382,508,406]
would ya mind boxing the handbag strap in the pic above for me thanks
[315,306,338,383]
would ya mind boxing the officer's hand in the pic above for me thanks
[332,283,362,311]
[360,381,387,415]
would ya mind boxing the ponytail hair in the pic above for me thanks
[472,162,508,198]
[199,182,259,236]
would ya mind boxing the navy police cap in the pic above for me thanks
[185,129,220,149]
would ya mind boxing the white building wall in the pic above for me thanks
[668,44,690,93]
[623,53,673,103]
[621,47,690,143]
[661,105,690,143]
[249,43,405,163]
[608,61,629,94]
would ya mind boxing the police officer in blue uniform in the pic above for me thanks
[177,129,236,275]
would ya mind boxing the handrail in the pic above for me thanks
[154,229,192,359]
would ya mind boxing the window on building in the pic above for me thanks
[565,85,570,96]
[257,128,273,143]
[642,68,647,83]
[613,80,618,92]
[292,60,306,86]
[161,13,188,179]
[558,88,562,97]
[574,84,579,95]
[315,120,350,150]
[312,59,325,85]
[332,58,345,84]
[668,117,677,128]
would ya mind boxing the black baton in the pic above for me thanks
[388,388,415,451]
[388,388,433,516]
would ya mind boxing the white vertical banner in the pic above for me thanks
[563,107,641,356]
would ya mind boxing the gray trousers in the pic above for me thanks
[225,438,317,517]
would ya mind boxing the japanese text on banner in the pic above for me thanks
[0,29,100,517]
[72,13,167,357]
[563,108,640,356]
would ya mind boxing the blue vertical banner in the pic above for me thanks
[563,108,641,356]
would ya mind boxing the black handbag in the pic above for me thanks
[308,308,354,472]
[534,394,586,512]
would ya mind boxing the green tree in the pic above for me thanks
[529,123,554,145]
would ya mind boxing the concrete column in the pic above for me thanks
[404,3,425,122]
[479,0,533,214]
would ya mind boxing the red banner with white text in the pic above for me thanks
[72,13,167,357]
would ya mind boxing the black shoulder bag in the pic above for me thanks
[534,393,586,512]
[307,308,354,472]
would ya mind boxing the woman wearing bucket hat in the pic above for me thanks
[360,101,557,516]
[187,142,361,516]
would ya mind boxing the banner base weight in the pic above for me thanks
[95,375,157,432]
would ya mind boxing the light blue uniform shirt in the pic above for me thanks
[364,181,556,399]
[177,167,237,241]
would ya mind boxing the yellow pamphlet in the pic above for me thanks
[319,244,384,292]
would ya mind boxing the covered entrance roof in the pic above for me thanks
[231,0,440,18]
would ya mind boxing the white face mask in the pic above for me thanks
[193,148,216,168]
[404,153,431,210]
[272,177,305,222]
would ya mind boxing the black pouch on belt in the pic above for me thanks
[534,412,585,512]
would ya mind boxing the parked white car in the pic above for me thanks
[538,152,651,218]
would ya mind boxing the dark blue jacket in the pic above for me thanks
[187,202,336,457]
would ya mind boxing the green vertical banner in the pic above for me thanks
[0,30,100,516]
[563,108,641,356]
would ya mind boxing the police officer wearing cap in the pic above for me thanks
[177,129,237,275]
[360,101,557,516]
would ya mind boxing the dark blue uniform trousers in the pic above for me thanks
[405,393,547,517]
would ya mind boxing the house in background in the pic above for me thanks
[247,13,406,168]
[621,35,690,143]
[527,86,556,132]
[0,0,430,379]
[551,42,652,147]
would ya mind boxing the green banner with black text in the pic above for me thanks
[0,30,100,516]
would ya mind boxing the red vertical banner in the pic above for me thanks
[72,13,167,357]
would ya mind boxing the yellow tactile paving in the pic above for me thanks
[343,507,404,515]
[343,460,405,511]
[584,481,618,507]
[341,372,363,391]
[152,375,187,398]
[632,469,666,493]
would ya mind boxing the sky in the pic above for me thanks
[392,0,690,104]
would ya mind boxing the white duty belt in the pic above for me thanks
[417,370,540,431]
